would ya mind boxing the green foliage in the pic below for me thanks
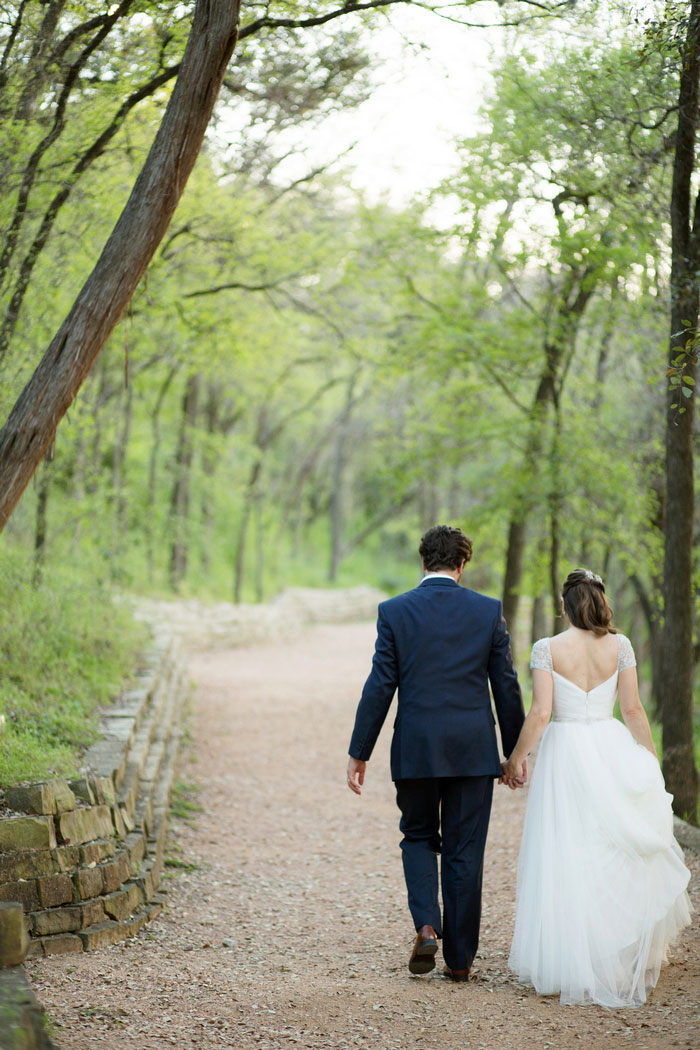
[0,546,145,787]
[0,0,697,793]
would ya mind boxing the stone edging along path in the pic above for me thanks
[0,627,186,962]
[0,587,385,959]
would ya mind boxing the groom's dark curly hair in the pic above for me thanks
[419,525,473,572]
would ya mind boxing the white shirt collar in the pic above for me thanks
[420,572,457,583]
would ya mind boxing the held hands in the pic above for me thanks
[499,756,528,790]
[347,756,366,795]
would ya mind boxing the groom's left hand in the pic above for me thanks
[347,756,366,795]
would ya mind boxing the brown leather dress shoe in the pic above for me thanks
[443,966,470,982]
[408,925,439,974]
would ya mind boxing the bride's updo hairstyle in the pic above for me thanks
[561,568,617,636]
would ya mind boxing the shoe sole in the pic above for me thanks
[408,939,438,975]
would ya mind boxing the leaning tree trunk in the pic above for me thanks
[661,0,700,823]
[0,0,241,532]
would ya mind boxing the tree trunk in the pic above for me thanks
[111,379,133,570]
[200,381,221,577]
[233,457,262,604]
[255,493,264,602]
[661,0,700,823]
[531,594,548,649]
[548,403,563,624]
[169,372,200,591]
[146,364,178,584]
[630,573,664,720]
[419,479,439,534]
[501,278,596,648]
[0,0,242,533]
[328,388,356,582]
[328,430,346,582]
[502,517,528,635]
[32,459,51,586]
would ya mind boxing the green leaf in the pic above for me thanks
[670,375,681,385]
[682,319,692,326]
[682,375,695,385]
[681,385,693,397]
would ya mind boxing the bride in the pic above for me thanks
[502,568,692,1007]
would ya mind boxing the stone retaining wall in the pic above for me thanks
[0,629,187,960]
[135,584,386,649]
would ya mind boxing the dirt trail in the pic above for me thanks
[28,622,699,1050]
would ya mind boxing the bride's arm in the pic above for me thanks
[502,669,553,784]
[618,667,657,757]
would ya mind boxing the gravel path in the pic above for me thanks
[28,622,699,1050]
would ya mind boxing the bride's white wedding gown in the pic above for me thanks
[508,634,692,1008]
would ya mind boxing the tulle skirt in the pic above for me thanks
[508,719,692,1007]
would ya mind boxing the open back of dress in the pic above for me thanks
[508,635,692,1007]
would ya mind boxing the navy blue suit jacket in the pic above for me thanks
[348,577,524,780]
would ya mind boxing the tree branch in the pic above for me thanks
[183,274,306,298]
[0,0,136,295]
[0,0,30,92]
[0,62,181,356]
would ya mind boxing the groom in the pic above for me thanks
[346,525,525,981]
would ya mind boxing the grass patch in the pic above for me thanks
[0,546,145,788]
[164,853,201,874]
[169,779,204,824]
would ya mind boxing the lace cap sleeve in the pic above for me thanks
[617,634,637,671]
[530,637,553,673]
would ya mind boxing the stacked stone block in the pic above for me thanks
[0,903,58,1048]
[0,632,186,957]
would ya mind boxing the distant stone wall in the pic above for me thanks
[135,585,386,649]
[0,630,186,960]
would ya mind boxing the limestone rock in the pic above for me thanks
[78,919,127,951]
[0,880,40,912]
[58,805,114,846]
[5,783,54,816]
[111,804,127,838]
[51,845,80,873]
[69,777,96,805]
[100,851,130,894]
[0,965,60,1047]
[91,776,116,805]
[125,831,146,872]
[31,906,81,937]
[47,779,76,814]
[674,816,700,853]
[72,866,103,901]
[39,932,83,956]
[80,838,115,866]
[0,902,28,967]
[102,883,140,922]
[77,897,107,928]
[36,873,73,909]
[0,850,54,882]
[0,816,56,852]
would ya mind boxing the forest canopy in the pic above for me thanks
[0,0,697,814]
